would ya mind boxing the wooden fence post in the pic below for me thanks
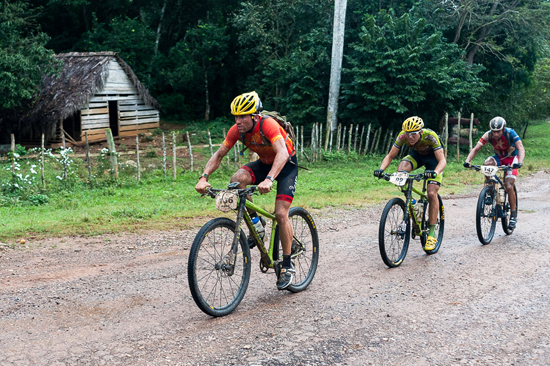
[300,125,304,159]
[385,130,394,153]
[358,125,364,153]
[310,123,315,161]
[186,131,194,172]
[172,131,177,180]
[105,128,118,180]
[223,128,230,165]
[41,133,46,188]
[456,111,461,162]
[61,133,68,180]
[469,113,474,151]
[10,134,15,174]
[233,141,238,169]
[318,123,323,159]
[85,132,92,183]
[354,124,359,152]
[348,124,353,154]
[364,124,371,155]
[374,128,382,153]
[336,124,341,152]
[444,112,449,158]
[207,130,213,157]
[135,134,141,182]
[329,128,333,152]
[162,132,167,177]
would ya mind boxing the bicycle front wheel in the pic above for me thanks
[187,217,251,317]
[420,194,445,254]
[379,197,410,268]
[502,185,518,235]
[476,186,497,245]
[274,207,319,293]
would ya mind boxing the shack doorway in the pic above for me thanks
[108,101,119,136]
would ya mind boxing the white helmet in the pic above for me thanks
[489,116,506,131]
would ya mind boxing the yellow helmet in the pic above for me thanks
[402,116,424,132]
[230,91,262,115]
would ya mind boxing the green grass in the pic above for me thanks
[1,119,549,242]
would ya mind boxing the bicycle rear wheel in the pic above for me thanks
[502,185,518,235]
[420,194,444,254]
[274,207,319,293]
[476,186,497,245]
[378,197,410,268]
[187,217,251,317]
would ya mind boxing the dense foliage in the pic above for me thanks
[1,0,549,131]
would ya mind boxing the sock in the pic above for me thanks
[282,255,291,268]
[511,209,517,218]
[428,224,436,237]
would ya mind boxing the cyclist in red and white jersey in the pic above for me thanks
[463,117,525,229]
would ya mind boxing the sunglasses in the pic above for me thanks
[405,131,421,136]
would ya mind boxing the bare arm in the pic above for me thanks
[515,140,525,164]
[465,141,484,163]
[195,144,231,193]
[266,138,290,179]
[434,148,447,175]
[379,146,400,170]
[257,139,289,194]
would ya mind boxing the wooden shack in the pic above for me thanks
[2,51,160,146]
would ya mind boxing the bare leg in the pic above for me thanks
[230,169,254,213]
[505,176,517,212]
[427,183,440,226]
[275,200,293,256]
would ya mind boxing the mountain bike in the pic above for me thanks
[188,182,319,317]
[467,165,517,244]
[376,171,445,268]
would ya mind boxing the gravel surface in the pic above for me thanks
[1,171,550,366]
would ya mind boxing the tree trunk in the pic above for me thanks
[204,67,210,121]
[325,0,348,150]
[154,0,168,57]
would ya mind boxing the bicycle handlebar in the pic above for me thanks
[203,185,259,198]
[468,165,512,172]
[380,172,426,182]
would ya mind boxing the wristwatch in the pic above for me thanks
[266,176,274,182]
[199,173,209,181]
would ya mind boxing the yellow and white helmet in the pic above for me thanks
[230,91,262,115]
[402,116,424,132]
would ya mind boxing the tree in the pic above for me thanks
[166,22,229,121]
[232,0,333,125]
[0,1,59,110]
[341,11,487,131]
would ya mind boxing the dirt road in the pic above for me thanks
[1,171,550,365]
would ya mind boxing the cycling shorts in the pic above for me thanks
[241,154,298,203]
[402,150,443,185]
[489,155,518,179]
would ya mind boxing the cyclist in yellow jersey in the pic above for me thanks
[374,116,447,251]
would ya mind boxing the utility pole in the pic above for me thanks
[325,0,348,150]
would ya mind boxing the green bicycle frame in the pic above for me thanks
[400,179,429,228]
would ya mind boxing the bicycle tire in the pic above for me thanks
[274,207,319,293]
[476,186,497,245]
[502,185,518,235]
[378,197,410,268]
[187,217,251,317]
[420,194,445,254]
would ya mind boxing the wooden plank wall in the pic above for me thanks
[81,59,159,142]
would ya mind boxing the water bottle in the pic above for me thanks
[498,187,505,205]
[411,199,418,217]
[251,216,265,241]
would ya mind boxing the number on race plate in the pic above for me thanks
[480,166,499,176]
[215,191,238,212]
[389,171,409,186]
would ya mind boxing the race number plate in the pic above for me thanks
[215,190,238,212]
[481,166,499,176]
[389,171,409,186]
